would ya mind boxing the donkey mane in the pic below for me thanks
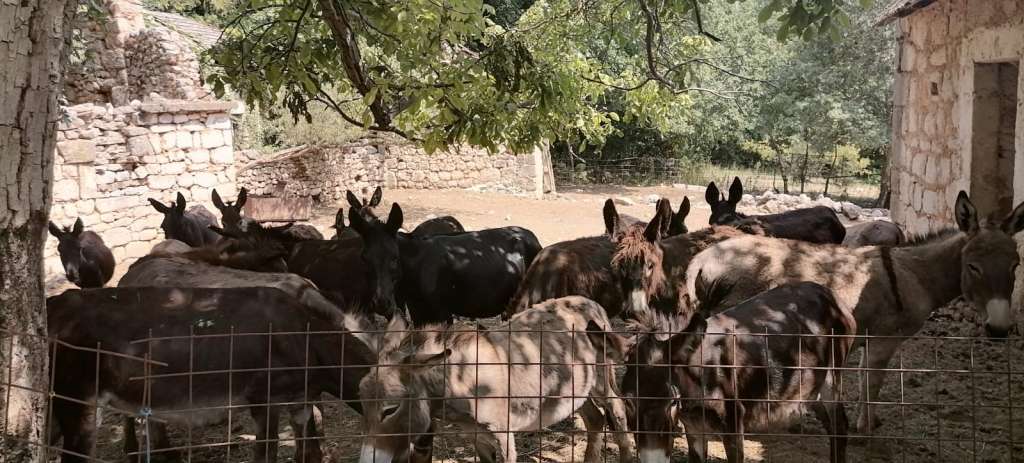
[897,228,960,247]
[610,225,659,268]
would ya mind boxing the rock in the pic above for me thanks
[57,140,98,164]
[200,130,224,148]
[127,135,155,156]
[53,179,80,201]
[613,196,635,206]
[104,227,132,247]
[194,172,218,188]
[841,202,863,220]
[645,194,661,204]
[147,175,176,190]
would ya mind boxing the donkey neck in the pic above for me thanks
[891,231,966,313]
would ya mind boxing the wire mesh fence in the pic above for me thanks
[553,158,882,204]
[8,321,1023,463]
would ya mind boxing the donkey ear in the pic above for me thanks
[175,192,187,214]
[348,206,369,235]
[71,218,84,236]
[677,196,691,219]
[657,198,673,237]
[646,198,669,242]
[334,208,346,230]
[211,189,225,211]
[149,198,171,214]
[370,186,383,208]
[728,177,743,205]
[48,221,63,238]
[1002,198,1024,235]
[585,320,634,362]
[954,191,979,233]
[705,182,720,207]
[386,203,404,234]
[346,190,362,209]
[402,349,451,366]
[603,199,620,239]
[236,188,248,209]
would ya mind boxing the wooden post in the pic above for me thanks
[534,143,545,199]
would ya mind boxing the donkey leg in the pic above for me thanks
[723,400,746,463]
[857,340,899,434]
[53,398,97,463]
[598,394,636,463]
[812,396,849,463]
[579,399,607,462]
[681,416,708,463]
[250,405,280,463]
[495,430,516,463]
[122,417,138,462]
[288,403,323,463]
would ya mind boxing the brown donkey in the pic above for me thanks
[606,200,748,319]
[685,190,1024,434]
[505,197,690,319]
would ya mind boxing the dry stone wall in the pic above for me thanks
[889,0,1024,234]
[125,28,211,101]
[237,143,548,201]
[46,99,239,285]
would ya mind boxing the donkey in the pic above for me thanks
[408,215,465,237]
[623,280,854,463]
[685,190,1024,434]
[332,207,361,241]
[505,197,690,319]
[211,187,251,235]
[358,296,634,463]
[706,177,845,244]
[148,192,220,247]
[286,204,406,318]
[606,200,748,318]
[47,218,115,288]
[47,286,374,463]
[843,220,905,247]
[347,186,384,221]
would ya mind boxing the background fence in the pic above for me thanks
[553,158,882,205]
[7,319,1023,463]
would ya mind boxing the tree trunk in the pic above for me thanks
[1,0,74,459]
[876,147,892,208]
[824,144,840,197]
[799,143,810,194]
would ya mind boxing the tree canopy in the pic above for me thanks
[205,0,878,153]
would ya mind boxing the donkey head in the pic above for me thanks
[359,317,447,463]
[705,177,744,225]
[48,218,89,287]
[954,191,1024,337]
[621,311,704,462]
[346,186,384,222]
[211,187,249,235]
[149,192,191,242]
[332,207,360,240]
[666,196,691,237]
[349,202,403,317]
[606,198,672,316]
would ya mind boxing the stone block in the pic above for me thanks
[125,241,153,258]
[122,126,148,137]
[190,186,212,202]
[127,135,155,156]
[150,124,175,133]
[58,140,98,164]
[173,114,189,123]
[176,131,194,149]
[76,199,95,215]
[163,162,187,175]
[96,195,138,213]
[147,175,177,190]
[211,146,233,165]
[189,149,210,164]
[194,172,218,188]
[200,130,224,149]
[177,172,194,188]
[161,132,177,149]
[53,179,79,201]
[181,121,205,132]
[158,114,173,124]
[111,246,127,263]
[206,113,231,129]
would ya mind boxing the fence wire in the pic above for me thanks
[5,325,1023,462]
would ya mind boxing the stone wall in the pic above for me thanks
[888,0,1024,234]
[46,99,239,285]
[65,0,212,105]
[237,143,552,202]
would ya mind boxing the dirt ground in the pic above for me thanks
[64,185,1024,462]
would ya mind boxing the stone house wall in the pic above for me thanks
[888,0,1024,234]
[237,143,551,202]
[46,100,238,285]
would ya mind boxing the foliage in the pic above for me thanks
[235,101,371,152]
[206,0,872,153]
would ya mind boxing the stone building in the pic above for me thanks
[882,0,1023,234]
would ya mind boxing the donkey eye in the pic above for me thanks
[381,405,398,419]
[968,264,982,275]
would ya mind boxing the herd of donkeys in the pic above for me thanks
[43,177,1024,463]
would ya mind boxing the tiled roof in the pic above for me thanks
[143,10,222,48]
